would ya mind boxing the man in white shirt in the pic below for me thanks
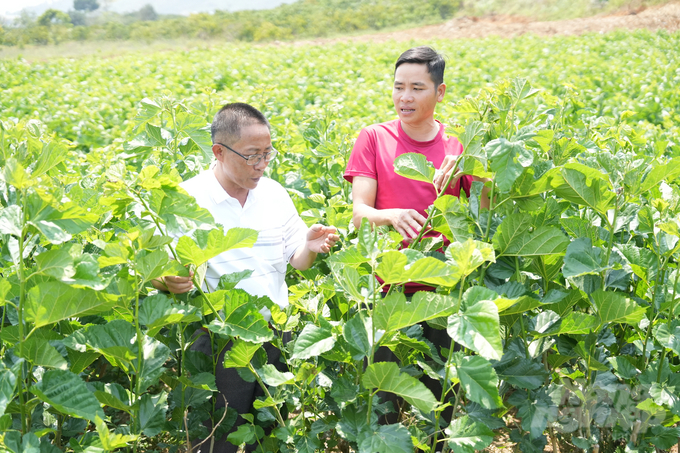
[154,102,338,453]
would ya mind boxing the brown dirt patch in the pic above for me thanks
[295,1,680,45]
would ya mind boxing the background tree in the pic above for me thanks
[138,4,158,21]
[37,9,72,27]
[73,0,100,12]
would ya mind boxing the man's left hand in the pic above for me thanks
[306,224,339,254]
[434,155,463,193]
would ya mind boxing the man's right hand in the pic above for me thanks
[153,272,194,294]
[389,208,427,241]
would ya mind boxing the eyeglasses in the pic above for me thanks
[216,142,278,166]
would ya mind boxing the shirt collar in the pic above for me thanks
[207,168,260,207]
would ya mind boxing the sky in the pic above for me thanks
[1,0,46,16]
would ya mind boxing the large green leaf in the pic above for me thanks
[537,312,599,337]
[562,238,608,278]
[25,282,118,328]
[453,355,502,409]
[486,137,533,192]
[446,239,495,277]
[63,319,137,370]
[551,163,615,215]
[393,153,436,184]
[33,141,68,178]
[31,370,104,421]
[636,157,680,195]
[0,368,16,417]
[591,290,646,325]
[158,188,215,234]
[448,293,503,360]
[136,337,171,392]
[508,388,556,439]
[136,249,188,283]
[138,392,168,437]
[258,364,294,387]
[374,292,458,333]
[493,213,569,257]
[95,415,138,451]
[291,322,335,360]
[26,192,99,243]
[401,256,462,287]
[362,362,437,414]
[343,313,372,359]
[223,339,261,368]
[16,336,67,370]
[207,290,274,343]
[358,424,413,453]
[139,293,201,336]
[92,383,132,413]
[0,205,22,236]
[446,415,495,453]
[175,227,258,267]
[375,251,407,284]
[432,195,474,243]
[653,322,680,356]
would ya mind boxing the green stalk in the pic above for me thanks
[431,276,466,451]
[601,195,619,289]
[247,363,286,426]
[366,266,379,425]
[17,187,28,434]
[409,153,465,249]
[133,279,145,453]
[519,315,531,360]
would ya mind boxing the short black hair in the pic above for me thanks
[211,102,270,144]
[394,46,445,87]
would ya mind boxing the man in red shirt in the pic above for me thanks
[344,46,483,245]
[343,46,487,431]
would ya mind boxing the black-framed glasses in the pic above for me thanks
[216,142,278,166]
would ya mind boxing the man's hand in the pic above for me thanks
[389,208,427,240]
[152,271,194,294]
[305,224,340,253]
[433,155,463,193]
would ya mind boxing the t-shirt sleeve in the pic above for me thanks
[280,190,308,263]
[343,127,377,183]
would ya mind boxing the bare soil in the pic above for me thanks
[296,1,680,45]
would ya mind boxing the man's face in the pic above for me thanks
[213,123,272,195]
[392,63,445,127]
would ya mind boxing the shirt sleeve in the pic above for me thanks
[343,127,377,183]
[280,190,308,263]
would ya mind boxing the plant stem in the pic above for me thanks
[431,276,466,451]
[17,188,28,434]
[601,196,619,289]
[247,363,286,426]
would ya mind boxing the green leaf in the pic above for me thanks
[2,158,34,189]
[448,293,502,360]
[92,383,132,413]
[648,425,680,450]
[374,292,458,333]
[432,195,474,243]
[138,392,168,437]
[637,157,680,195]
[343,312,372,359]
[653,322,680,356]
[16,336,67,370]
[446,239,495,276]
[551,163,616,215]
[94,415,138,451]
[401,256,462,287]
[358,424,413,453]
[31,370,104,421]
[591,290,646,325]
[446,415,495,453]
[158,189,216,235]
[508,388,555,439]
[291,323,335,360]
[0,206,22,236]
[454,355,502,409]
[136,249,188,283]
[33,141,68,178]
[493,214,569,257]
[537,312,599,337]
[207,290,274,343]
[375,251,407,284]
[0,369,16,417]
[137,337,171,392]
[486,138,533,192]
[494,356,548,390]
[25,282,118,328]
[175,227,258,267]
[362,362,437,414]
[607,356,640,380]
[63,319,137,370]
[258,364,294,387]
[393,153,436,184]
[562,238,608,278]
[223,339,261,368]
[139,293,201,336]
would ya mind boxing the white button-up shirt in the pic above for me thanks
[180,169,307,309]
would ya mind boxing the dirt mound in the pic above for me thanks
[302,1,680,44]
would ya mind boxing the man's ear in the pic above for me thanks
[436,83,446,103]
[212,143,223,160]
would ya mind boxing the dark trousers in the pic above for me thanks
[374,321,456,426]
[192,331,288,453]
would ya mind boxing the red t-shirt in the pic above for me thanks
[344,119,472,293]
